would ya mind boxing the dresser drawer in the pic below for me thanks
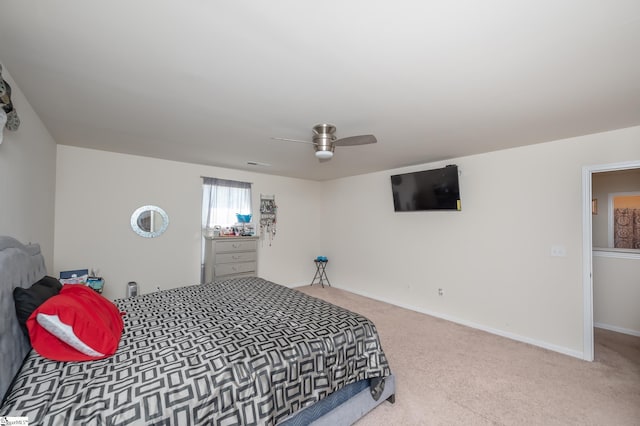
[215,239,258,253]
[215,261,256,277]
[204,236,259,283]
[216,251,257,264]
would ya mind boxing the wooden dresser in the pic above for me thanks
[204,236,258,282]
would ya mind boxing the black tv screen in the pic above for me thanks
[391,165,460,211]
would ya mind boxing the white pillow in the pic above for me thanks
[36,313,105,357]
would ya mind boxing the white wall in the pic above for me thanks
[593,254,640,336]
[321,126,640,358]
[54,146,323,300]
[0,64,56,269]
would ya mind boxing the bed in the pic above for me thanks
[0,236,395,425]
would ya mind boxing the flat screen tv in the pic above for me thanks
[391,165,460,211]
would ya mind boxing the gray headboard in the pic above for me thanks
[0,236,47,400]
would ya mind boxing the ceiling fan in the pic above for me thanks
[271,124,377,160]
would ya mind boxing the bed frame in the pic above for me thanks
[0,236,47,401]
[0,236,395,424]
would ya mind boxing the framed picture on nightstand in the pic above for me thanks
[87,277,104,293]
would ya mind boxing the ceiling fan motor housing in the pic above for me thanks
[313,123,337,157]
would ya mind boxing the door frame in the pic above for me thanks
[582,160,640,361]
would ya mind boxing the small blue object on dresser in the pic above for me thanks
[236,214,252,223]
[315,256,328,262]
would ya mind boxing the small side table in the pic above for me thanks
[311,259,331,287]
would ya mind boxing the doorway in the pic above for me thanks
[582,160,640,361]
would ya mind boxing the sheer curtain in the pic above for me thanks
[201,177,252,281]
[202,177,252,229]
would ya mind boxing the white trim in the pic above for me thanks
[595,322,640,338]
[583,160,640,363]
[582,166,594,361]
[593,249,640,260]
[330,284,584,360]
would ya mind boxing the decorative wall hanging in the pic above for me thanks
[259,194,277,246]
[0,64,20,146]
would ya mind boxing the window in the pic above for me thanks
[201,178,252,282]
[202,177,252,230]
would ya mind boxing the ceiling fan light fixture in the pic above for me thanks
[272,123,376,161]
[315,150,333,159]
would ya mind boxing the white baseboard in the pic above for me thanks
[594,322,640,337]
[330,283,585,360]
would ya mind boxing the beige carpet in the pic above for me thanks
[296,285,640,426]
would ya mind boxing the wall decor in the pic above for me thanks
[130,205,169,238]
[260,194,277,246]
[0,64,21,136]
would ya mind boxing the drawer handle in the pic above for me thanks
[232,243,241,248]
[232,255,241,260]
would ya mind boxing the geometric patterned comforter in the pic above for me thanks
[0,277,391,425]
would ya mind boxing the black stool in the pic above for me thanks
[311,259,330,287]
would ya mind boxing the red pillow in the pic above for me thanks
[27,284,124,361]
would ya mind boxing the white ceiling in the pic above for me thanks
[1,1,639,181]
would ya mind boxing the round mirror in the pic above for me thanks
[130,205,169,238]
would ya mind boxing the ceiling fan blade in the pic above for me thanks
[334,134,377,146]
[270,137,315,145]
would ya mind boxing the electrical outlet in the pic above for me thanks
[550,245,567,257]
[438,288,444,296]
